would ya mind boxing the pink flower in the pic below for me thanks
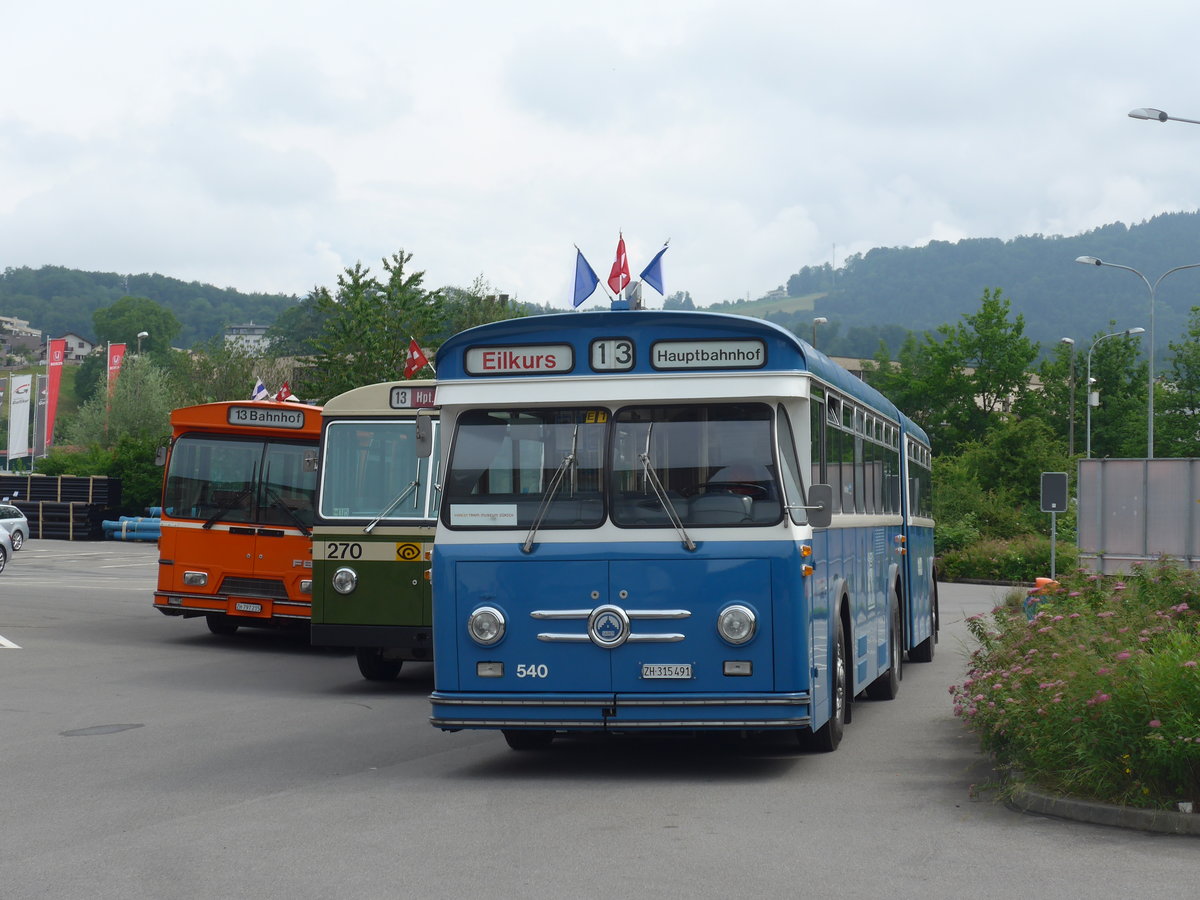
[1183,661,1198,668]
[1149,720,1162,728]
[1115,651,1131,661]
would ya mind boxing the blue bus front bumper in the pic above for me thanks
[429,690,813,732]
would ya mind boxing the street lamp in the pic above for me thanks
[136,331,149,354]
[1085,326,1145,458]
[1059,337,1075,456]
[1075,256,1200,458]
[1129,107,1200,126]
[811,316,828,349]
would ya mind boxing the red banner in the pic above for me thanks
[107,343,127,395]
[46,338,66,447]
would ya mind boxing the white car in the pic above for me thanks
[0,504,28,551]
[0,525,11,573]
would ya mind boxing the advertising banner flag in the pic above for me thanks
[107,343,127,395]
[46,338,66,447]
[33,374,48,459]
[7,374,33,462]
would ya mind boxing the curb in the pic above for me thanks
[1007,783,1200,836]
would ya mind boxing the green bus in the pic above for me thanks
[310,381,439,680]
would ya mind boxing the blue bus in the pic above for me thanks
[429,308,936,750]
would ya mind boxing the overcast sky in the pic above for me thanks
[4,0,1200,310]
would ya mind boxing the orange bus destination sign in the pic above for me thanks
[226,406,309,429]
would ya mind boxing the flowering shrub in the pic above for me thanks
[951,559,1200,809]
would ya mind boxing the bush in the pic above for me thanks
[938,535,1077,583]
[951,559,1200,809]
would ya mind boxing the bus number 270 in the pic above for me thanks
[325,542,363,559]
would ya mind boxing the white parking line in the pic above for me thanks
[0,633,21,649]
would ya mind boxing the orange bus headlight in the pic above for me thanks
[183,571,208,586]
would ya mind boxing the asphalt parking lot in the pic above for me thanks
[2,539,1198,900]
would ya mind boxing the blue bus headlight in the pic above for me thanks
[717,604,757,645]
[468,606,506,646]
[332,567,358,595]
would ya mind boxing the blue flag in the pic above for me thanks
[639,244,668,295]
[573,247,600,308]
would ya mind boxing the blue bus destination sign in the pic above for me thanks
[650,339,766,370]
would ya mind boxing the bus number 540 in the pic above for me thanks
[516,664,549,678]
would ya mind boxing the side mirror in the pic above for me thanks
[806,483,833,529]
[154,446,168,467]
[415,409,435,458]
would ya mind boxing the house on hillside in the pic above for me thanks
[225,322,269,353]
[56,333,95,362]
[0,315,41,338]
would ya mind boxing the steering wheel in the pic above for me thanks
[688,482,769,500]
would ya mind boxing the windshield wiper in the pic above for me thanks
[265,489,312,536]
[639,425,695,552]
[364,480,420,534]
[202,488,252,530]
[522,425,578,554]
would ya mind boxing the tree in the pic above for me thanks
[1086,328,1148,459]
[862,288,1038,452]
[92,295,181,354]
[161,335,295,406]
[437,276,524,338]
[63,354,181,450]
[266,294,329,355]
[304,251,442,402]
[1157,306,1200,457]
[75,296,184,403]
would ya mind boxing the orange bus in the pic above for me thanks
[153,400,321,635]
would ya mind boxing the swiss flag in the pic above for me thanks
[275,381,292,401]
[404,339,429,378]
[607,233,630,294]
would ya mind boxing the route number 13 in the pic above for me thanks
[590,338,634,371]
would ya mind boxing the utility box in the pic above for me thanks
[1077,458,1200,574]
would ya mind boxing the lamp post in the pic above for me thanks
[811,316,828,350]
[1129,107,1200,125]
[1085,326,1145,458]
[136,330,149,354]
[1075,256,1200,458]
[1059,337,1075,456]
